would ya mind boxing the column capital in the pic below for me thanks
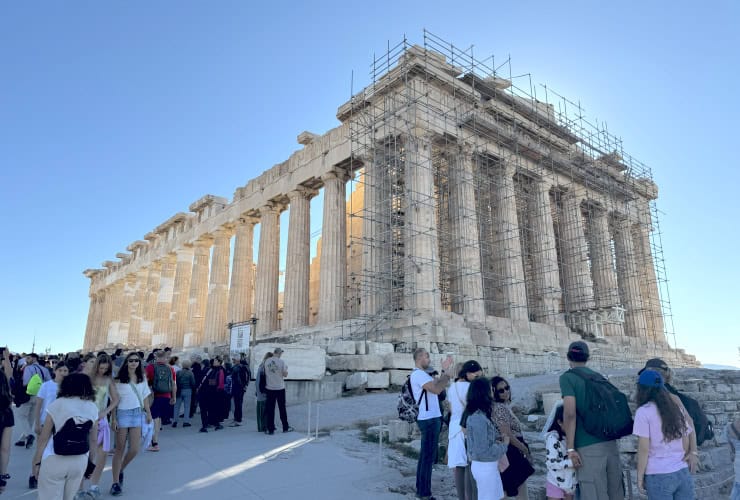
[210,225,234,239]
[321,167,351,184]
[562,187,586,203]
[259,201,285,217]
[287,186,319,202]
[236,214,259,226]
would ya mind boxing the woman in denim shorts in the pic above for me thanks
[109,353,152,496]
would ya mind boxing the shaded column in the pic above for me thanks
[83,292,99,350]
[360,156,387,316]
[586,206,624,337]
[319,168,350,324]
[632,203,665,343]
[93,290,107,348]
[528,178,563,325]
[493,164,529,321]
[89,292,105,349]
[152,254,176,346]
[560,190,596,313]
[612,214,648,338]
[227,217,257,325]
[184,240,212,347]
[204,227,232,345]
[105,282,124,346]
[128,269,148,346]
[117,275,136,344]
[284,189,312,329]
[254,203,281,336]
[139,261,162,347]
[169,246,194,348]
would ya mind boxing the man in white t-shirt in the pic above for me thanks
[410,348,453,500]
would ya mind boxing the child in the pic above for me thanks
[543,403,576,500]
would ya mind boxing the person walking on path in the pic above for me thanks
[145,350,176,452]
[0,348,15,494]
[264,348,293,435]
[634,370,695,499]
[559,341,625,500]
[110,353,152,496]
[448,360,483,500]
[14,353,50,449]
[410,348,453,500]
[31,372,99,500]
[173,360,196,428]
[198,355,226,432]
[255,352,272,433]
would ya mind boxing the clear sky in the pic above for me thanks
[1,1,738,366]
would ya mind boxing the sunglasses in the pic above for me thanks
[127,359,140,363]
[496,386,511,394]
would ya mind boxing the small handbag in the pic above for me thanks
[129,382,154,450]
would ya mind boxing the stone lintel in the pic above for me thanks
[155,212,190,234]
[83,268,104,279]
[297,131,320,146]
[126,240,148,252]
[189,194,228,214]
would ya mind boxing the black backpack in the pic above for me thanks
[53,417,93,456]
[152,364,173,394]
[666,384,714,445]
[397,375,427,423]
[568,368,633,440]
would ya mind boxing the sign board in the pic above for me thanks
[229,323,251,356]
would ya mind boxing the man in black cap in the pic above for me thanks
[559,341,624,500]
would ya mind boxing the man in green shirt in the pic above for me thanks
[559,341,624,500]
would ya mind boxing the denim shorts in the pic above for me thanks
[644,467,694,500]
[116,407,143,428]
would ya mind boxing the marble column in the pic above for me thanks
[204,228,232,345]
[493,164,529,321]
[89,292,104,349]
[586,206,624,337]
[152,254,176,346]
[184,240,212,347]
[128,269,148,346]
[227,217,256,326]
[105,282,124,346]
[632,220,665,342]
[117,275,136,344]
[448,146,485,320]
[360,157,387,317]
[83,293,98,350]
[169,247,194,348]
[319,169,349,324]
[93,290,107,348]
[403,134,442,312]
[284,189,312,329]
[559,190,596,313]
[612,214,648,338]
[528,178,563,325]
[140,261,162,347]
[254,203,281,336]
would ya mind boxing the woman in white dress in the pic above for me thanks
[448,360,484,500]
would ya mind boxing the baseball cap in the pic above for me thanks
[638,369,664,388]
[566,341,589,361]
[273,347,284,354]
[638,358,669,375]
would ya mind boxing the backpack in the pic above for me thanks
[397,374,428,423]
[666,384,714,445]
[224,375,233,395]
[568,368,633,440]
[26,373,43,396]
[152,364,173,394]
[53,417,93,456]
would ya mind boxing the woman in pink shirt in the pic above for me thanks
[633,370,694,499]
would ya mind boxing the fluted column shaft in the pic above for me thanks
[493,164,529,321]
[528,179,563,324]
[184,241,211,347]
[98,289,112,347]
[254,204,281,336]
[128,269,148,346]
[83,293,97,350]
[284,189,312,329]
[612,215,647,338]
[227,218,256,325]
[360,158,387,316]
[140,261,162,347]
[117,275,136,344]
[587,208,624,336]
[560,191,596,313]
[169,247,194,348]
[90,292,105,348]
[105,282,124,346]
[152,255,176,346]
[204,229,232,344]
[319,169,349,324]
[632,221,665,342]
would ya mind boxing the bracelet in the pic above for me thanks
[566,448,576,453]
[690,451,699,456]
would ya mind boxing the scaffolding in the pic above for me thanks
[342,30,677,358]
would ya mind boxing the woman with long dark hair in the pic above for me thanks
[197,355,226,432]
[464,377,509,500]
[634,370,694,499]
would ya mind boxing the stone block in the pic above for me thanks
[355,341,368,355]
[367,342,394,356]
[345,372,368,390]
[383,353,415,370]
[387,419,412,442]
[327,340,356,355]
[389,369,412,386]
[326,354,384,372]
[284,379,343,404]
[251,344,325,381]
[367,371,390,389]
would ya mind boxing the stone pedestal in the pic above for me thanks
[319,169,349,324]
[284,189,312,328]
[184,240,211,348]
[227,217,256,325]
[254,203,281,336]
[204,228,232,345]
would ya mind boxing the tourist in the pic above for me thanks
[190,355,203,419]
[81,353,97,375]
[0,348,14,494]
[410,348,453,500]
[173,360,195,428]
[559,341,624,500]
[223,360,234,421]
[110,352,152,496]
[464,376,509,500]
[229,356,250,427]
[169,356,181,374]
[255,352,272,433]
[198,355,226,432]
[633,370,694,499]
[14,353,51,449]
[727,417,740,500]
[264,347,294,435]
[111,348,124,377]
[448,360,483,500]
[145,350,176,452]
[85,353,120,498]
[32,372,99,500]
[542,403,576,500]
[492,376,533,499]
[29,360,69,489]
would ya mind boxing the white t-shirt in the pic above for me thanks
[42,397,98,459]
[36,380,60,426]
[449,380,470,420]
[115,381,151,410]
[410,369,441,420]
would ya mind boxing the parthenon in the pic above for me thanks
[82,33,697,369]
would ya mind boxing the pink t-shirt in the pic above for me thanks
[633,402,691,475]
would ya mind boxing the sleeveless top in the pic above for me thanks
[93,381,110,413]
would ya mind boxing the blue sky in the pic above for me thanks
[1,2,738,366]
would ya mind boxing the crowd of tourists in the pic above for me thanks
[0,345,293,499]
[407,342,740,500]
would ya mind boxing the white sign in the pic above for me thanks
[229,324,250,355]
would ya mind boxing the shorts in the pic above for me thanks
[150,397,173,419]
[546,480,567,499]
[0,407,14,429]
[116,407,143,428]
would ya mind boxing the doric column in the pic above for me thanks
[319,168,350,324]
[203,228,232,345]
[448,145,485,320]
[152,254,176,346]
[403,133,442,312]
[360,155,388,317]
[169,247,194,348]
[227,217,256,325]
[493,164,529,321]
[586,206,624,337]
[254,203,281,336]
[89,292,105,349]
[632,202,665,343]
[139,260,162,347]
[117,275,136,344]
[128,269,148,346]
[284,189,312,329]
[528,178,563,325]
[612,214,648,338]
[184,240,212,347]
[93,290,107,348]
[83,293,99,350]
[104,282,124,346]
[559,190,596,313]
